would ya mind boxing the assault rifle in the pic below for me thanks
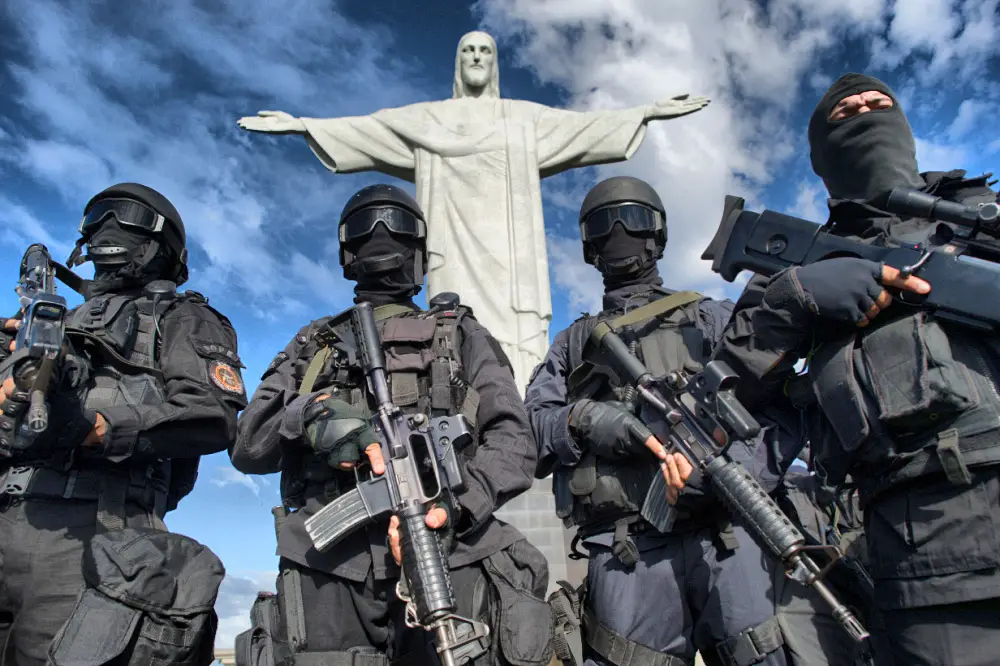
[304,301,489,666]
[701,188,1000,331]
[582,321,870,644]
[0,244,68,456]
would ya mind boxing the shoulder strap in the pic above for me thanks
[374,303,416,321]
[609,290,702,329]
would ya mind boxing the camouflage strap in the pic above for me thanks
[608,291,702,330]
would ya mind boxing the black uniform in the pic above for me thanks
[529,177,788,666]
[713,74,1000,666]
[0,183,244,664]
[231,184,553,666]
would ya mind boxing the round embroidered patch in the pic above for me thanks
[210,361,244,394]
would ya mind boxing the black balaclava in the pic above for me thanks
[348,226,421,306]
[808,73,925,203]
[591,225,663,292]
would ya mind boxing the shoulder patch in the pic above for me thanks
[209,361,244,394]
[183,290,208,304]
[265,351,290,377]
[486,336,514,375]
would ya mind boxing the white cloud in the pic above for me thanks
[212,466,270,500]
[214,571,277,649]
[546,233,604,316]
[948,99,989,140]
[0,0,427,318]
[475,0,1000,309]
[914,136,969,173]
[788,180,828,222]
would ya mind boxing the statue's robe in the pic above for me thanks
[302,97,647,387]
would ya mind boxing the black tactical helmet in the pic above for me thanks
[338,184,427,282]
[76,182,189,284]
[578,176,667,270]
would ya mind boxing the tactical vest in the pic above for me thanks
[805,171,1000,503]
[554,290,709,536]
[282,303,480,509]
[64,282,203,512]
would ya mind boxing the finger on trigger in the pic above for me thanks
[644,435,667,460]
[365,443,386,475]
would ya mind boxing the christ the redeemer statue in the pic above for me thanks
[238,31,709,388]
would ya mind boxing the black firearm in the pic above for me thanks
[582,321,870,644]
[702,188,1000,331]
[304,301,489,666]
[0,244,68,456]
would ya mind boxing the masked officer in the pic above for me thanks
[0,182,244,664]
[526,176,788,666]
[713,73,1000,666]
[231,184,554,666]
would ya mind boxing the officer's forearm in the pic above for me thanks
[96,391,238,461]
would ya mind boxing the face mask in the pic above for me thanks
[349,226,421,302]
[809,74,925,202]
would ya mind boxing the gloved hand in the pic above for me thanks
[303,397,379,468]
[568,399,658,461]
[0,378,31,455]
[782,257,930,327]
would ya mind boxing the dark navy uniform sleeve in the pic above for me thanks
[696,296,735,348]
[711,274,811,412]
[230,321,329,475]
[95,300,248,461]
[524,328,580,479]
[454,316,536,537]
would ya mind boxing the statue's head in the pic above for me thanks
[453,31,500,99]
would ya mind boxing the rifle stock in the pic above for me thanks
[703,191,1000,331]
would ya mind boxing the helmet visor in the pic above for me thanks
[580,204,662,242]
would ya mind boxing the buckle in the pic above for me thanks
[0,466,37,497]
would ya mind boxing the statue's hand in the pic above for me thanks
[237,110,306,134]
[645,94,710,121]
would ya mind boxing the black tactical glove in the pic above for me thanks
[303,397,379,468]
[0,386,32,456]
[781,257,885,326]
[568,399,654,461]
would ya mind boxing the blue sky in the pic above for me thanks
[1,0,998,647]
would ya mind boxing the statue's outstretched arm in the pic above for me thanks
[237,110,307,135]
[643,94,711,122]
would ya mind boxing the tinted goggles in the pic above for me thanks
[79,199,166,236]
[580,204,663,242]
[339,206,426,244]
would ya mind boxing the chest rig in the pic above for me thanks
[286,303,480,508]
[62,281,198,510]
[556,291,708,536]
[804,172,1000,503]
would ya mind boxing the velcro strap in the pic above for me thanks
[717,617,785,666]
[281,567,308,651]
[548,581,583,665]
[390,371,420,407]
[935,428,972,486]
[292,651,389,666]
[460,386,480,429]
[430,358,452,410]
[583,607,688,666]
[611,518,639,569]
[97,473,128,532]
